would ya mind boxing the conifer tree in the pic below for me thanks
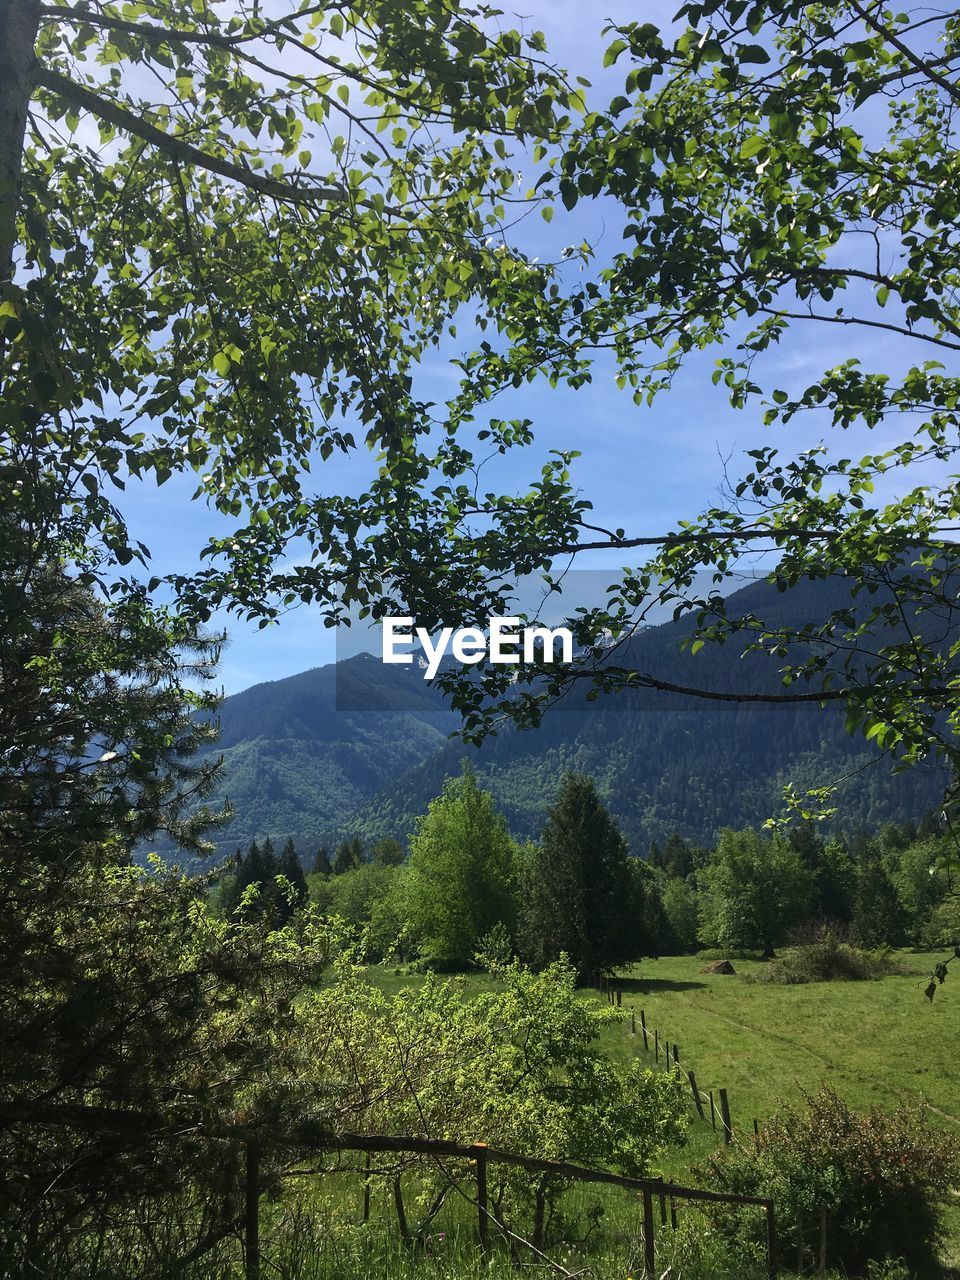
[333,837,365,876]
[520,773,638,980]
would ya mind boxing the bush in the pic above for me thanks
[700,1087,958,1275]
[746,926,905,984]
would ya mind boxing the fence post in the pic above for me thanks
[475,1144,489,1255]
[753,1117,760,1152]
[654,1029,660,1061]
[393,1178,409,1241]
[709,1089,716,1131]
[616,989,622,1007]
[672,1044,680,1074]
[245,1138,260,1280]
[818,1205,827,1276]
[719,1088,733,1144]
[640,1010,648,1051]
[631,1010,637,1035]
[687,1070,706,1120]
[642,1188,655,1276]
[766,1201,778,1280]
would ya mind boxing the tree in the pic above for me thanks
[1,0,577,631]
[851,857,904,948]
[698,828,811,958]
[278,837,308,918]
[405,1,960,802]
[371,836,406,867]
[333,836,365,876]
[7,0,960,820]
[404,768,517,968]
[520,773,638,979]
[661,876,700,954]
[0,500,333,1264]
[312,845,333,878]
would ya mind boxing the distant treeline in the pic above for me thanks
[217,772,956,973]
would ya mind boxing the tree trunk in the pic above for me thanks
[0,0,41,293]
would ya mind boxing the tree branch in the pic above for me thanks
[849,0,960,107]
[35,66,347,205]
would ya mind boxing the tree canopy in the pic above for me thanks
[2,0,958,799]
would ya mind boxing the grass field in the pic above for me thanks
[366,950,960,1272]
[371,951,959,1136]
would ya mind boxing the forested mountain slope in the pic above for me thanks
[204,575,951,853]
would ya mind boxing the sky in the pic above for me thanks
[108,0,948,694]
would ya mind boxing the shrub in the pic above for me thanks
[700,1087,958,1275]
[746,926,905,984]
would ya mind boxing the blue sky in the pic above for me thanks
[116,0,946,694]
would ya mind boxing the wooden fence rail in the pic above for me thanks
[0,1100,776,1279]
[243,1128,778,1280]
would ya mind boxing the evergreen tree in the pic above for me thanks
[333,836,364,875]
[312,845,333,877]
[520,773,638,980]
[277,838,308,923]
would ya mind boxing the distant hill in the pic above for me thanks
[200,573,952,856]
[203,654,456,855]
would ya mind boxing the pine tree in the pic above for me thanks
[312,845,333,877]
[333,836,364,875]
[277,838,308,922]
[520,773,637,980]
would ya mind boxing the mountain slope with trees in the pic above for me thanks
[199,575,950,854]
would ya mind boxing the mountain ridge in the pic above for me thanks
[199,573,951,855]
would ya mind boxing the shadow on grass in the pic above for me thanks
[610,977,708,993]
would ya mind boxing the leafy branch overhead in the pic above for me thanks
[2,0,960,775]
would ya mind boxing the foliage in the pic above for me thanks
[747,927,904,985]
[309,860,408,961]
[296,956,687,1233]
[334,836,366,876]
[220,836,308,925]
[403,768,517,968]
[660,877,701,954]
[703,1087,959,1274]
[2,0,580,637]
[431,0,960,781]
[0,483,336,1268]
[371,837,407,867]
[519,773,640,979]
[697,828,812,957]
[851,858,905,949]
[0,856,336,1274]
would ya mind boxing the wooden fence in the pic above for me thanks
[239,1127,778,1280]
[595,976,741,1144]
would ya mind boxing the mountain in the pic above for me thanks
[202,654,457,855]
[199,574,952,855]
